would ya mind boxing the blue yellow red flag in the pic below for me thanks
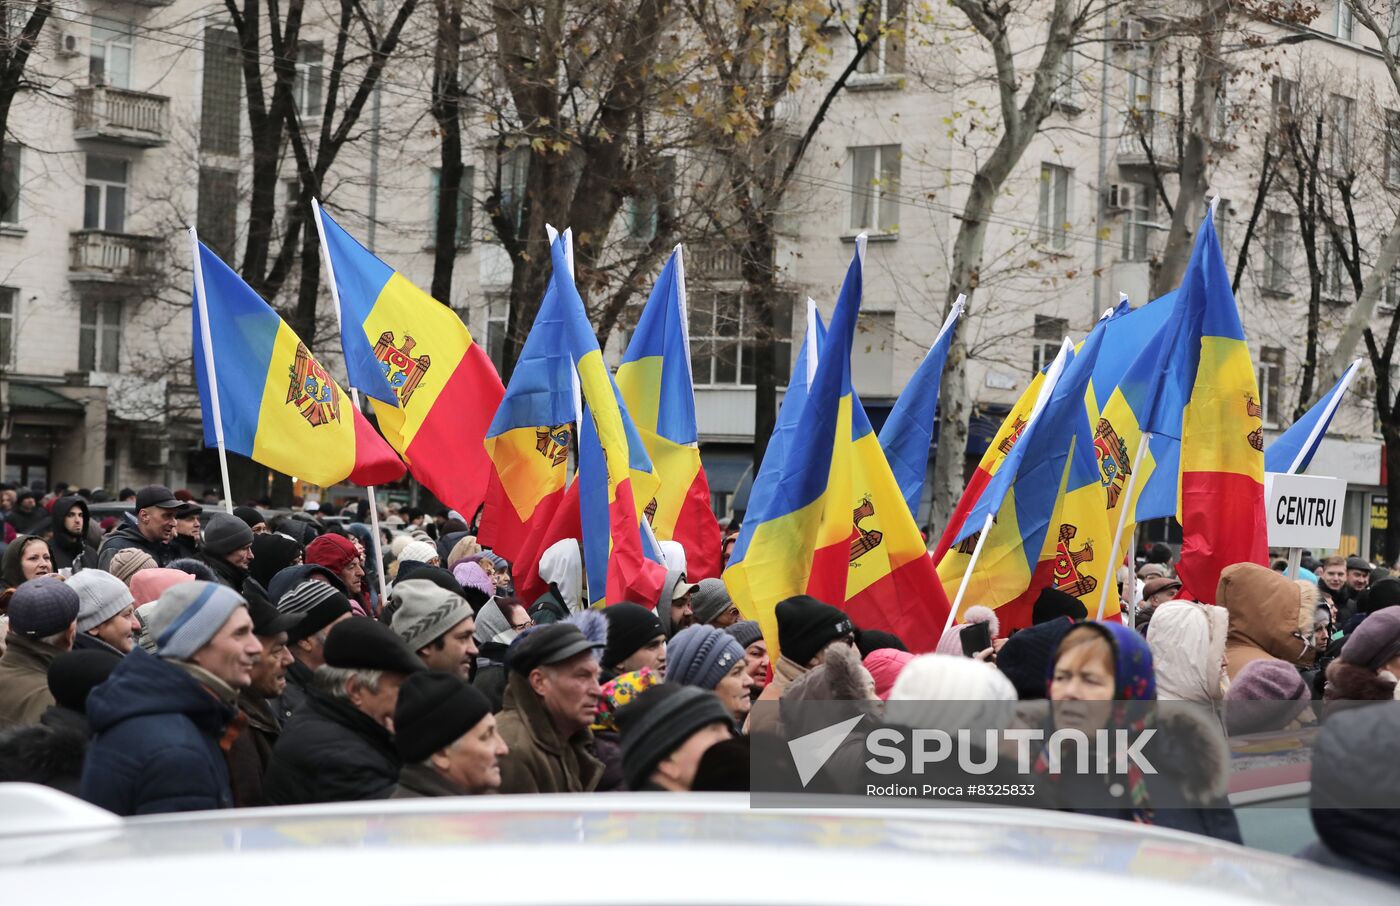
[191,233,404,489]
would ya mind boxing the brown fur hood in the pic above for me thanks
[1324,663,1400,702]
[1151,706,1233,804]
[1218,563,1317,678]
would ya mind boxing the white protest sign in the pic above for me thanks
[1265,472,1345,549]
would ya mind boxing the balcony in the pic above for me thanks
[1117,110,1179,170]
[74,86,169,147]
[687,243,744,281]
[70,230,162,283]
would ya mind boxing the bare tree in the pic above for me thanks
[0,0,52,215]
[928,0,1100,534]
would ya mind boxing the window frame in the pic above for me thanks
[1120,182,1153,262]
[90,17,134,89]
[429,165,475,250]
[0,286,16,368]
[688,291,792,388]
[79,298,122,373]
[1257,346,1285,429]
[84,155,129,233]
[847,144,901,235]
[0,142,18,224]
[1037,163,1072,251]
[854,0,906,78]
[293,41,324,118]
[1262,210,1294,294]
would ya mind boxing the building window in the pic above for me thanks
[90,17,133,89]
[848,144,900,234]
[689,291,791,387]
[1120,182,1153,262]
[1125,44,1160,111]
[496,145,529,234]
[429,166,474,249]
[1383,266,1400,313]
[0,286,15,368]
[1336,2,1355,41]
[79,299,121,373]
[283,178,301,232]
[1,142,18,224]
[293,41,324,118]
[623,157,675,245]
[1031,315,1068,374]
[198,168,239,260]
[1258,347,1284,428]
[1038,164,1072,250]
[1387,111,1400,188]
[1271,77,1297,132]
[1321,236,1349,304]
[1051,49,1077,112]
[84,155,128,233]
[1327,94,1354,174]
[855,0,905,76]
[200,27,242,156]
[486,297,509,373]
[1262,211,1293,293]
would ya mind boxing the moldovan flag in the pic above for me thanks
[1265,360,1361,475]
[1169,212,1268,602]
[724,242,866,658]
[555,241,667,607]
[937,316,1111,629]
[476,258,575,568]
[878,296,963,521]
[616,248,723,580]
[314,202,504,516]
[191,234,404,488]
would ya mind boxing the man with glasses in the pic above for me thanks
[472,597,532,712]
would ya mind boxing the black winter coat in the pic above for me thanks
[0,706,91,795]
[49,495,97,573]
[262,688,400,805]
[97,522,177,570]
[80,648,237,816]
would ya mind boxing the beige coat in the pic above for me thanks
[0,633,62,729]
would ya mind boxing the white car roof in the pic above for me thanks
[0,785,1388,905]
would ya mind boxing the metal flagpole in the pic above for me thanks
[311,199,392,606]
[188,227,236,514]
[1096,432,1152,620]
[943,511,995,634]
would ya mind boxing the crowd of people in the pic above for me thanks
[0,482,1397,887]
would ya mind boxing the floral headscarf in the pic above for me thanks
[592,667,662,733]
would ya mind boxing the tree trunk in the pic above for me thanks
[1385,431,1400,564]
[1152,0,1226,296]
[0,1,53,217]
[429,0,464,303]
[744,221,779,471]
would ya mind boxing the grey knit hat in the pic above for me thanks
[202,512,255,558]
[724,620,763,650]
[666,624,746,690]
[69,569,135,633]
[390,579,473,651]
[690,578,735,626]
[146,581,247,660]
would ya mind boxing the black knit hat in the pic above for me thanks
[602,602,663,669]
[691,735,751,792]
[1032,587,1088,625]
[616,684,733,789]
[774,596,853,665]
[233,506,265,529]
[324,617,425,676]
[995,616,1074,699]
[393,671,493,761]
[47,649,121,713]
[506,622,603,675]
[855,628,907,658]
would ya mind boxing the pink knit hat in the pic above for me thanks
[128,567,196,607]
[864,648,914,700]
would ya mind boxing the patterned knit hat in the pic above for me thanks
[592,666,662,733]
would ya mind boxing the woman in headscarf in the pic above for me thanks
[1,534,54,589]
[1039,621,1241,843]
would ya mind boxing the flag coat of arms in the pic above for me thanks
[191,236,404,488]
[315,202,505,517]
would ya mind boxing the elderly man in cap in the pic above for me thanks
[97,485,183,570]
[263,618,425,804]
[198,512,256,591]
[496,622,606,793]
[616,684,734,791]
[0,577,81,728]
[274,578,353,715]
[391,671,509,797]
[390,579,477,677]
[226,582,302,806]
[1346,556,1373,597]
[69,569,141,655]
[80,582,262,815]
[691,578,742,629]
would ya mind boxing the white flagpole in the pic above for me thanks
[188,227,236,514]
[944,511,995,634]
[1095,432,1152,620]
[311,199,391,606]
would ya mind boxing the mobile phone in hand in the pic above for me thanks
[960,620,991,658]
